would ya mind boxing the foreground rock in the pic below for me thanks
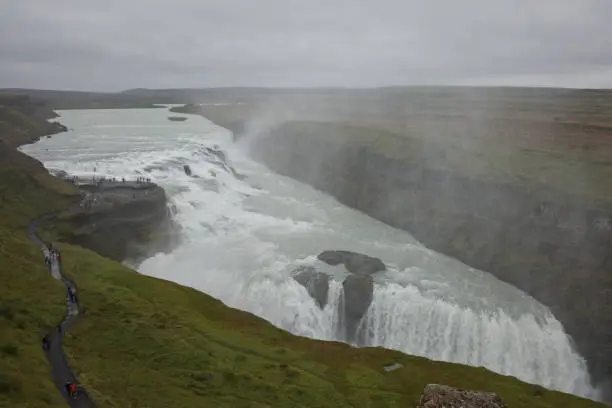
[417,384,507,408]
[318,250,386,275]
[292,266,330,308]
[59,180,178,262]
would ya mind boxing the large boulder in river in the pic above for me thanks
[293,266,329,309]
[340,274,374,343]
[416,384,507,408]
[318,250,386,276]
[183,165,192,176]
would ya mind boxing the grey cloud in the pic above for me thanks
[1,0,611,90]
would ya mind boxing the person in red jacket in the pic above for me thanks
[65,380,77,398]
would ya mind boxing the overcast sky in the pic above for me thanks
[1,0,611,91]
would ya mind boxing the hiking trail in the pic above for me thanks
[28,217,98,408]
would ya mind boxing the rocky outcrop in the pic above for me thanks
[183,165,193,176]
[292,266,330,308]
[340,274,374,343]
[416,384,507,408]
[318,250,386,276]
[59,181,177,263]
[309,250,383,342]
[248,120,612,393]
[292,251,381,341]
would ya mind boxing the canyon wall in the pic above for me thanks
[246,120,612,395]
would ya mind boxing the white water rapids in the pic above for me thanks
[20,108,600,399]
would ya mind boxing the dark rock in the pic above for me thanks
[340,274,374,343]
[416,384,507,408]
[292,266,329,309]
[318,250,386,276]
[183,165,192,176]
[60,182,179,263]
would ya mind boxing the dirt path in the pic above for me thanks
[28,217,98,408]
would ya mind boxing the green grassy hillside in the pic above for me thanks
[57,243,606,408]
[0,94,67,148]
[0,144,80,408]
[1,133,607,407]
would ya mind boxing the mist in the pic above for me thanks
[183,86,611,402]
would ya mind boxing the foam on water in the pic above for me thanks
[20,108,600,399]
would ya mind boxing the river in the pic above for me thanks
[20,107,600,399]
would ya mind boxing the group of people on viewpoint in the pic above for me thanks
[69,175,152,185]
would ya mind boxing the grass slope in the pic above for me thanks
[0,146,80,408]
[58,245,605,408]
[0,144,606,407]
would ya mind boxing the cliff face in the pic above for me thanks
[169,104,247,136]
[248,121,612,394]
[57,182,177,263]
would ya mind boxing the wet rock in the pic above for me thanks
[416,384,507,408]
[318,250,386,276]
[340,274,373,343]
[183,164,192,176]
[292,266,329,309]
[60,182,179,263]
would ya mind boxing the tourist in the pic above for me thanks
[64,380,76,397]
[68,287,77,303]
